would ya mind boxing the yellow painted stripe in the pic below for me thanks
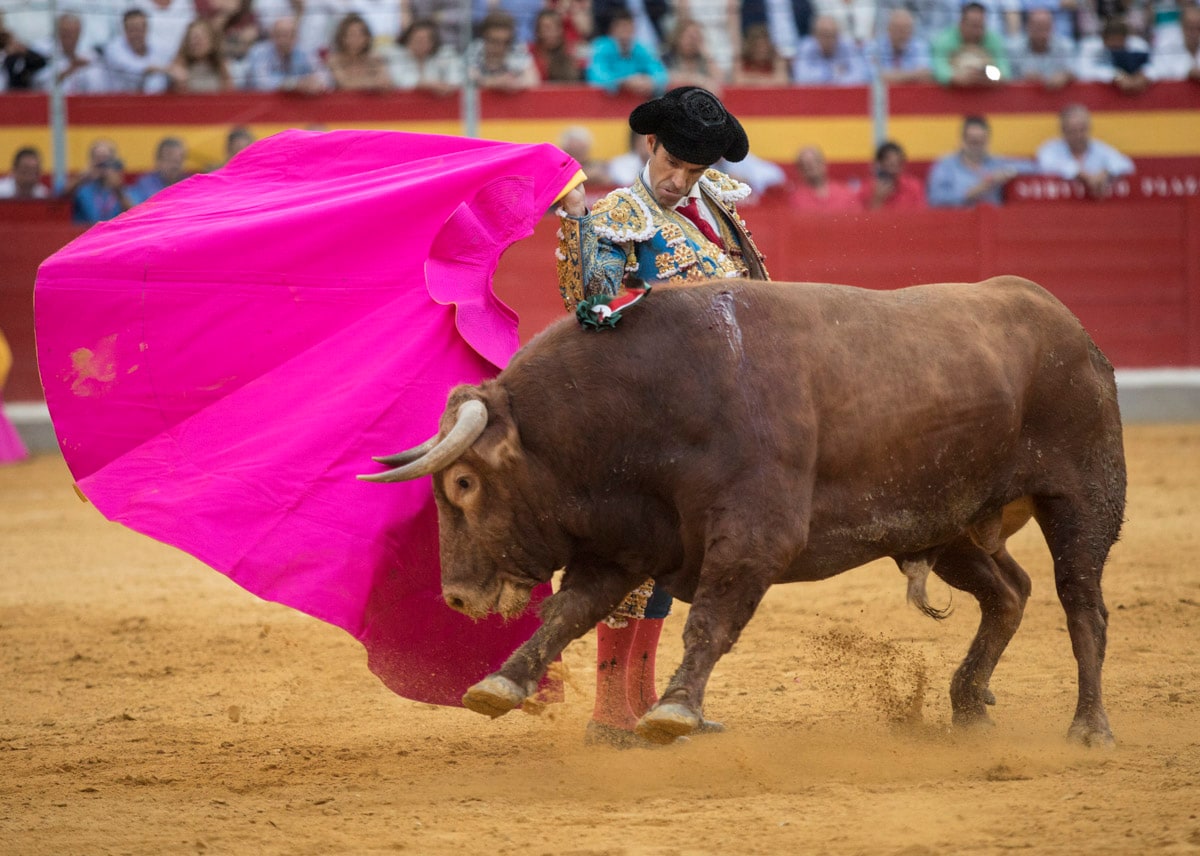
[3,110,1198,172]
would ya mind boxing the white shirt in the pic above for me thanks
[128,0,196,65]
[1036,137,1135,180]
[1147,34,1200,80]
[0,175,49,198]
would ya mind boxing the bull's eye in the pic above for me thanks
[456,476,471,491]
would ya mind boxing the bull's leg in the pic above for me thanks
[635,550,776,744]
[462,562,643,719]
[928,538,1031,727]
[1034,496,1118,746]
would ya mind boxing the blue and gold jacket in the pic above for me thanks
[555,168,770,310]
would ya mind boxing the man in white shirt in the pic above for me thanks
[100,8,170,93]
[0,146,48,199]
[1036,103,1134,198]
[1148,5,1200,82]
[128,0,195,67]
[33,12,105,93]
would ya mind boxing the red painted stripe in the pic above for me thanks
[1,82,1196,128]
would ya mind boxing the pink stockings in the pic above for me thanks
[591,617,664,731]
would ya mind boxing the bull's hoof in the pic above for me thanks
[983,688,996,706]
[635,703,701,745]
[951,708,995,731]
[462,675,527,719]
[1067,720,1115,748]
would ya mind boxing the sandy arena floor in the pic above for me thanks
[1,424,1198,855]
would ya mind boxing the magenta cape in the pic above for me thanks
[35,129,580,705]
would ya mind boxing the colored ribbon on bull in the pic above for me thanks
[576,285,653,330]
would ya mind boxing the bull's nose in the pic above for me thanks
[446,593,466,612]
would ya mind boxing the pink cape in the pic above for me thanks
[35,129,580,705]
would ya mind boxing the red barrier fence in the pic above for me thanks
[4,196,1199,403]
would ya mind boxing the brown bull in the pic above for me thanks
[362,276,1126,746]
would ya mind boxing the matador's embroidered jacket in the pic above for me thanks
[555,168,770,310]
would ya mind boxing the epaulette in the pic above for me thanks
[699,169,752,205]
[588,188,656,244]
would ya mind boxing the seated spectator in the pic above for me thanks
[741,0,812,64]
[593,0,669,55]
[1148,4,1200,81]
[789,144,860,211]
[859,140,926,210]
[0,146,48,199]
[387,18,461,92]
[130,137,188,205]
[475,0,543,46]
[585,8,669,97]
[869,9,933,83]
[325,12,393,91]
[225,125,254,161]
[792,14,870,84]
[813,0,876,45]
[1078,16,1151,92]
[167,18,234,92]
[196,0,261,77]
[931,2,1011,86]
[1007,7,1076,89]
[664,17,726,93]
[244,15,326,93]
[528,9,583,83]
[0,26,48,90]
[675,0,741,77]
[605,129,651,188]
[100,9,170,94]
[468,11,538,91]
[926,115,1035,207]
[1036,103,1134,198]
[32,12,104,94]
[135,0,196,73]
[558,125,611,185]
[543,0,593,51]
[394,0,472,55]
[70,139,133,225]
[732,23,791,85]
[1020,0,1078,43]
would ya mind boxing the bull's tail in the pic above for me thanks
[899,556,953,621]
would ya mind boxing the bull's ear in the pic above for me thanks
[473,392,522,470]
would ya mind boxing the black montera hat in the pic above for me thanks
[628,86,750,165]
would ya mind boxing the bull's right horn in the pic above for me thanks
[358,399,488,483]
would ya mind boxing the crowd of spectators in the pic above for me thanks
[0,0,1196,96]
[0,1,1189,218]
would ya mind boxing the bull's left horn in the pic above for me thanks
[371,437,437,466]
[358,399,488,483]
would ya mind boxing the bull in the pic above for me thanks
[362,276,1125,747]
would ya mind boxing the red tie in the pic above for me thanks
[676,198,725,249]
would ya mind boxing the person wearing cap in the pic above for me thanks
[554,86,769,748]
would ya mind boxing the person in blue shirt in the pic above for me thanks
[927,115,1035,207]
[128,137,188,206]
[1036,103,1135,198]
[869,9,933,83]
[70,139,133,225]
[585,8,669,97]
[793,15,871,84]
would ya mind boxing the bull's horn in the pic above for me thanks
[372,437,437,466]
[358,399,488,483]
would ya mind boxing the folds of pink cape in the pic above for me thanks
[35,129,583,706]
